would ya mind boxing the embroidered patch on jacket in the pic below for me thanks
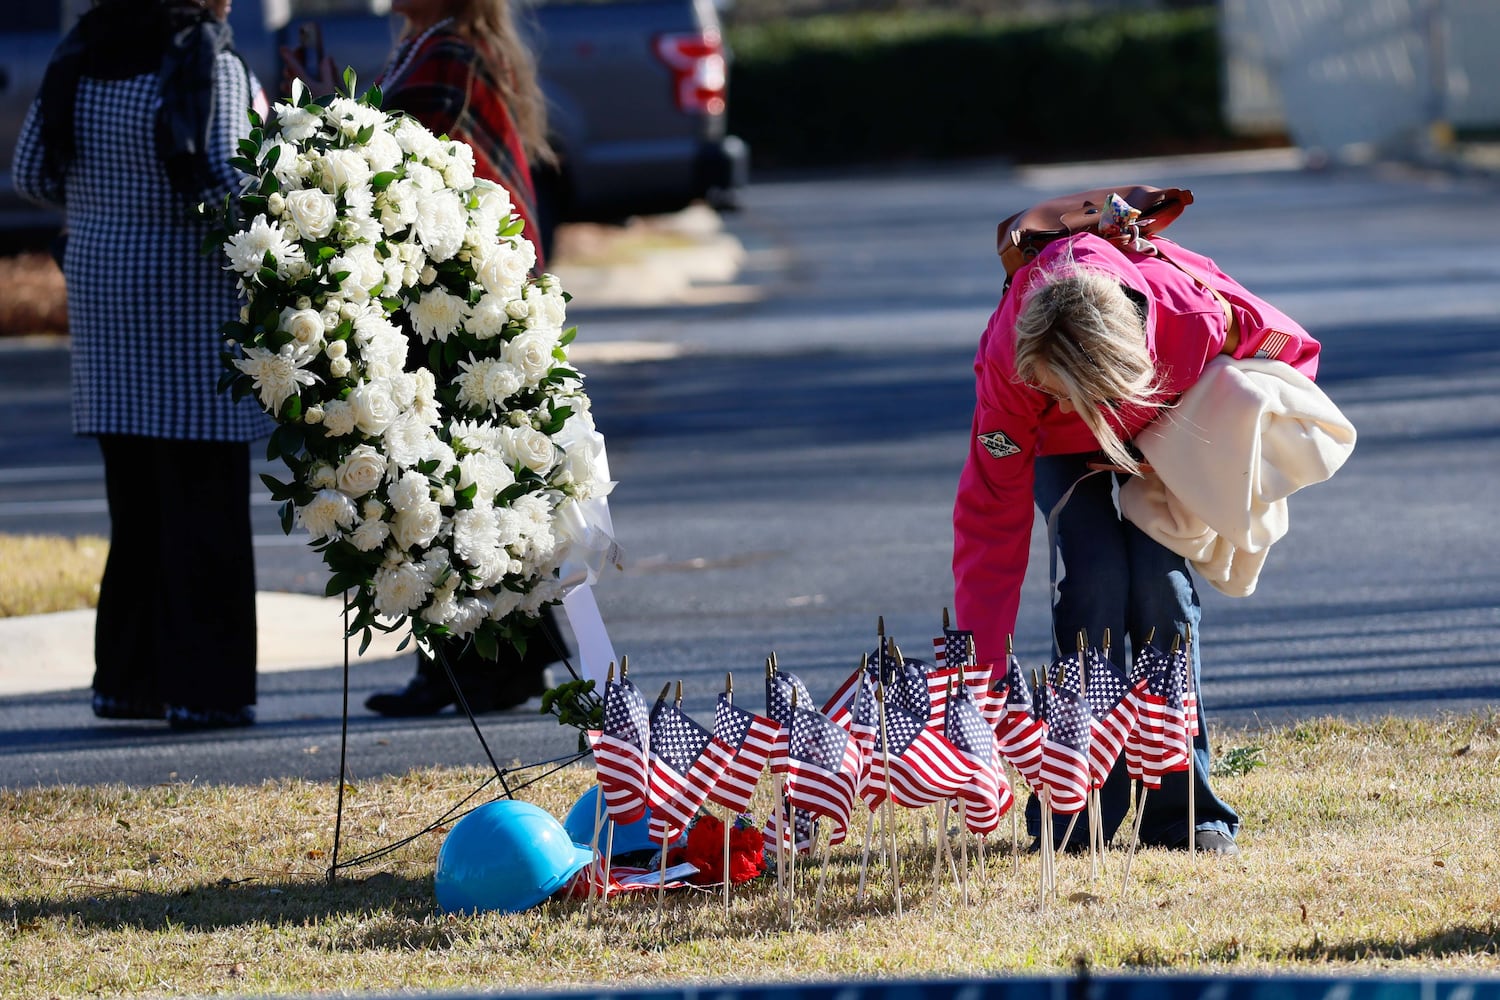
[1253,329,1291,360]
[978,430,1021,459]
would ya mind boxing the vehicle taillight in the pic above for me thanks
[653,31,727,116]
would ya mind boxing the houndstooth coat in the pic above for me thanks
[13,51,273,442]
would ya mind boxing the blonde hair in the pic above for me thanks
[410,0,555,165]
[1012,264,1160,474]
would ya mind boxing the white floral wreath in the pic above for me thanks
[210,73,613,660]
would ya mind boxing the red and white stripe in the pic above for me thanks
[647,740,734,843]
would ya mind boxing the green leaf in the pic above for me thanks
[369,170,398,192]
[278,500,295,535]
[365,83,383,108]
[259,473,292,500]
[264,143,282,170]
[355,124,375,146]
[237,138,259,157]
[342,66,358,95]
[358,628,373,656]
[280,394,303,423]
[260,172,280,196]
[473,629,499,661]
[558,325,578,347]
[454,481,478,510]
[229,155,257,174]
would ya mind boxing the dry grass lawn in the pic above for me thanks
[1,714,1497,997]
[0,533,107,617]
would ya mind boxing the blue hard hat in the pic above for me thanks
[434,799,594,914]
[562,784,658,857]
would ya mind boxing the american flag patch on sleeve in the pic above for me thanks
[1252,329,1291,360]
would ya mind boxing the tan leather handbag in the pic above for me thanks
[996,185,1194,279]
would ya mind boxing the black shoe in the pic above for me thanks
[165,704,255,731]
[92,693,165,720]
[1173,829,1240,856]
[365,673,478,717]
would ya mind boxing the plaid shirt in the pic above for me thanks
[379,24,544,270]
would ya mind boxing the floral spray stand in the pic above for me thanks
[204,74,623,884]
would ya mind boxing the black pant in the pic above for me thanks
[93,435,257,710]
[417,604,567,699]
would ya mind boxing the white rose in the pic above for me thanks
[507,425,556,476]
[325,339,347,360]
[336,444,386,497]
[329,356,352,378]
[504,328,557,386]
[284,187,337,240]
[304,404,324,425]
[443,141,476,190]
[392,499,444,551]
[474,241,531,297]
[266,192,286,216]
[349,380,399,436]
[280,307,324,347]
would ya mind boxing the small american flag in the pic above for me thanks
[587,675,650,825]
[871,696,980,809]
[994,655,1046,789]
[647,697,733,842]
[1175,642,1201,738]
[1126,643,1190,789]
[762,803,817,856]
[707,695,778,815]
[1252,328,1291,360]
[784,703,861,844]
[1081,647,1145,788]
[1038,681,1092,814]
[766,668,814,775]
[944,679,1013,835]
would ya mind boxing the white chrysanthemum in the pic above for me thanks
[273,103,321,142]
[523,283,568,330]
[392,498,444,551]
[298,488,358,540]
[458,451,516,504]
[352,314,409,376]
[454,357,522,413]
[382,409,442,469]
[413,188,467,262]
[231,343,320,413]
[494,505,527,549]
[470,178,513,231]
[453,506,501,566]
[473,239,532,297]
[349,513,391,552]
[377,177,419,235]
[450,419,505,455]
[264,138,308,188]
[318,148,372,194]
[387,468,431,513]
[394,117,444,161]
[466,292,511,340]
[521,576,564,614]
[373,558,432,617]
[487,587,524,622]
[223,215,304,279]
[404,161,443,193]
[447,597,488,637]
[361,128,404,173]
[443,141,476,190]
[326,96,388,138]
[407,285,467,343]
[420,577,460,626]
[320,397,357,437]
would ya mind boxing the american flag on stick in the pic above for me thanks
[647,693,733,843]
[1037,680,1092,815]
[766,666,813,775]
[1080,646,1145,788]
[587,672,650,824]
[784,701,862,845]
[993,655,1046,790]
[944,678,1013,835]
[934,626,1003,727]
[870,694,981,809]
[1126,642,1191,789]
[707,694,778,815]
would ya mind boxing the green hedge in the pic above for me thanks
[725,9,1229,168]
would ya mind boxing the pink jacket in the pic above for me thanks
[952,232,1320,663]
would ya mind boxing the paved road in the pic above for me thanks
[1,150,1497,789]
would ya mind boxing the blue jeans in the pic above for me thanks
[1024,452,1240,847]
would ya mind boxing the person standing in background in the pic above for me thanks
[13,0,272,730]
[284,0,570,718]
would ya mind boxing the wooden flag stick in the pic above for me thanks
[656,830,670,917]
[1186,624,1197,861]
[814,826,834,915]
[942,606,951,630]
[787,689,799,920]
[722,673,734,915]
[855,809,876,904]
[598,821,616,916]
[1121,787,1149,893]
[1077,631,1098,881]
[958,799,970,906]
[1039,786,1052,907]
[875,682,903,917]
